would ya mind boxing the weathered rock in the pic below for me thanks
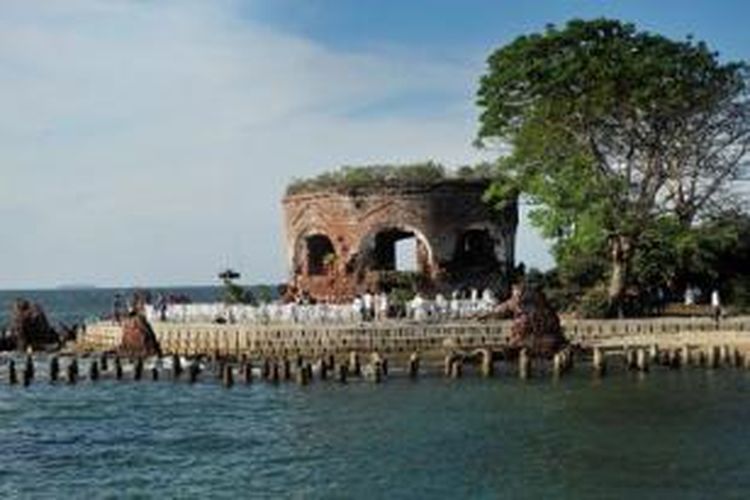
[9,299,59,351]
[119,314,162,358]
[499,284,566,358]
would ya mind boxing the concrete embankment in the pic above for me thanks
[77,316,750,358]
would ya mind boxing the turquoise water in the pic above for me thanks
[1,367,749,499]
[1,289,749,498]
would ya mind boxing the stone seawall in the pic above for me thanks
[77,316,750,357]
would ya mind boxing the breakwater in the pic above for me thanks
[77,316,750,357]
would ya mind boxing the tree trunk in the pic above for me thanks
[608,235,632,318]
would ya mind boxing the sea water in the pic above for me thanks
[0,289,749,498]
[0,368,749,498]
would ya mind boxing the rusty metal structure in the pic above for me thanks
[283,178,518,302]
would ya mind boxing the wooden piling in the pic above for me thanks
[681,345,690,366]
[172,354,182,379]
[625,348,637,371]
[669,349,681,369]
[134,358,143,381]
[720,345,731,366]
[731,347,742,368]
[100,354,108,372]
[649,344,659,364]
[552,352,563,378]
[373,361,383,383]
[151,366,159,381]
[115,356,123,380]
[297,363,310,386]
[450,358,462,379]
[319,359,328,381]
[338,363,348,384]
[480,349,493,378]
[707,346,719,369]
[697,350,707,368]
[8,359,18,385]
[241,361,252,384]
[188,361,200,383]
[658,350,670,367]
[49,356,59,383]
[282,358,291,381]
[89,360,99,381]
[349,352,361,377]
[518,349,530,380]
[261,358,270,380]
[408,351,420,378]
[271,361,280,383]
[67,358,78,384]
[636,349,649,372]
[593,348,606,376]
[735,348,745,368]
[327,354,335,371]
[562,348,574,373]
[24,355,34,383]
[222,364,233,388]
[444,354,454,377]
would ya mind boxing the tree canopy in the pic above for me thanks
[477,18,750,315]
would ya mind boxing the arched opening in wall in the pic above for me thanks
[454,229,498,268]
[305,234,336,276]
[372,228,427,273]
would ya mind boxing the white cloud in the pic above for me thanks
[0,0,552,288]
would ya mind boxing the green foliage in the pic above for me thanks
[477,18,749,311]
[286,162,511,195]
[631,214,744,293]
[254,285,274,304]
[221,279,256,305]
[577,285,611,319]
[287,162,448,194]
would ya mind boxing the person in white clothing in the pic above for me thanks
[410,293,427,322]
[362,290,375,321]
[376,292,389,321]
[352,296,364,322]
[711,289,721,323]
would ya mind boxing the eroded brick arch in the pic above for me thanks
[283,180,518,302]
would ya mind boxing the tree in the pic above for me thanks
[477,18,750,315]
[218,269,256,305]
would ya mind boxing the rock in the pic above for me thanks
[500,283,566,358]
[9,299,59,351]
[119,314,162,357]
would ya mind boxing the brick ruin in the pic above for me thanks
[283,179,518,302]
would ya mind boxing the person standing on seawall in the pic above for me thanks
[112,293,124,323]
[711,289,722,325]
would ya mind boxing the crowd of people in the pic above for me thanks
[143,288,502,325]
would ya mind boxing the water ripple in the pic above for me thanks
[0,372,749,498]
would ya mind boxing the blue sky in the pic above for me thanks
[0,0,747,289]
[247,0,750,58]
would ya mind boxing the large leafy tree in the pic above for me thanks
[477,18,750,315]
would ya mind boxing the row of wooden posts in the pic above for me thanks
[1,351,406,388]
[2,344,748,388]
[595,343,750,374]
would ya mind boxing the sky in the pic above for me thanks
[1,0,749,289]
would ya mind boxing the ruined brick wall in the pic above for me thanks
[283,180,518,302]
